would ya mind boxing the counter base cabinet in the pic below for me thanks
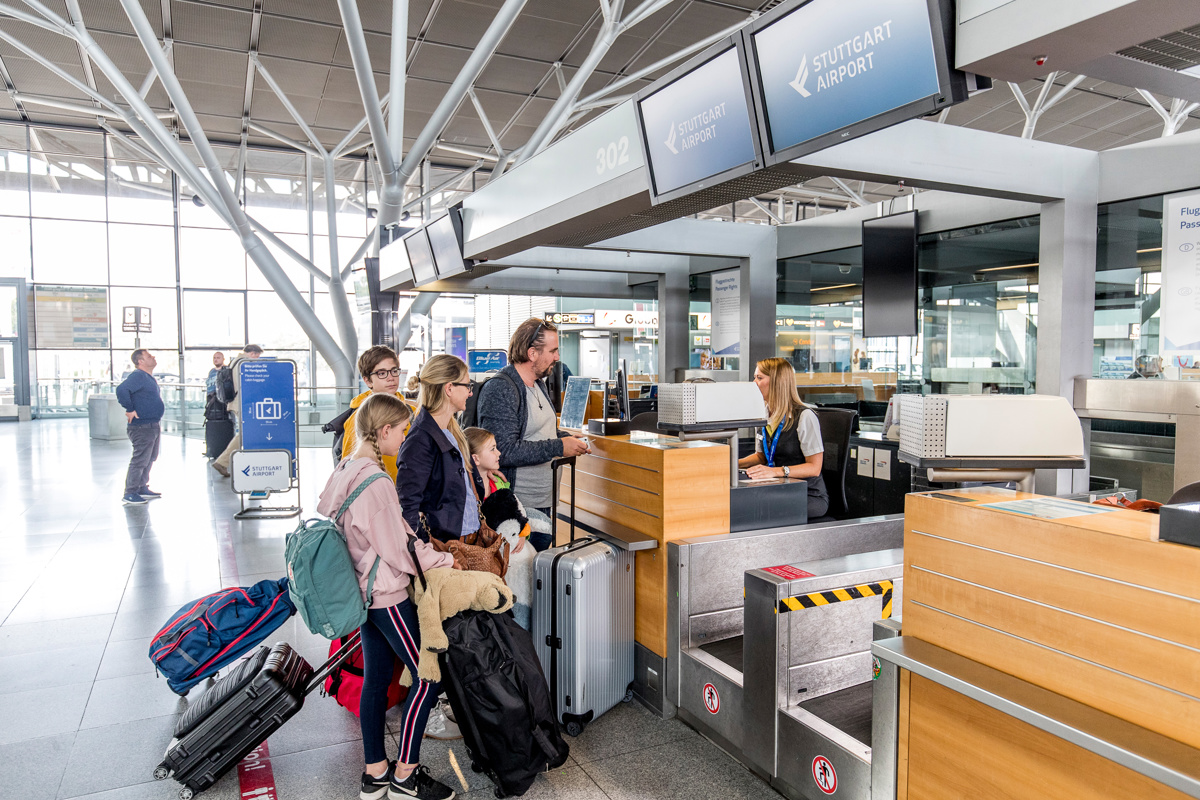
[898,673,1192,800]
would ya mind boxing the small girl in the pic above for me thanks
[464,426,509,498]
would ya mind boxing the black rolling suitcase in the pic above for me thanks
[439,610,569,798]
[204,417,234,458]
[155,636,359,800]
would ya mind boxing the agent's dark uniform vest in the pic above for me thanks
[764,410,830,515]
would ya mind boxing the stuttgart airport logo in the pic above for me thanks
[665,124,678,154]
[790,56,812,98]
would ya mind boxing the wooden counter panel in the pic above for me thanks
[904,602,1200,750]
[906,531,1200,651]
[565,470,664,520]
[900,674,1191,800]
[904,494,1199,601]
[659,445,731,541]
[636,549,668,657]
[905,568,1199,699]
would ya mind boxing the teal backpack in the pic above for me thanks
[285,472,390,640]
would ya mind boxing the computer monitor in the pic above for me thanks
[426,210,470,280]
[616,358,631,421]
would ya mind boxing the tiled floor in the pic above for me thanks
[1,419,781,800]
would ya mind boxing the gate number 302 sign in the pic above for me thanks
[596,136,631,176]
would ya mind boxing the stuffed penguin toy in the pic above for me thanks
[481,488,548,630]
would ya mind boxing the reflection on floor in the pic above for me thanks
[1,419,780,800]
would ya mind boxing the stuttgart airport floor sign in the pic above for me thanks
[239,358,297,471]
[753,0,941,155]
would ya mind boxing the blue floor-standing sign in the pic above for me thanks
[239,358,298,463]
[233,358,300,518]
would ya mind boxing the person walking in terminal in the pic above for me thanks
[340,345,410,480]
[397,355,485,544]
[115,349,165,505]
[738,357,830,519]
[477,318,590,550]
[211,344,263,477]
[316,393,460,800]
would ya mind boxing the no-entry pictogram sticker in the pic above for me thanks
[702,683,720,714]
[812,755,837,794]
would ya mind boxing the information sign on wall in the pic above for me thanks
[239,359,297,469]
[1161,190,1200,357]
[748,0,955,163]
[710,270,741,357]
[546,312,596,325]
[467,349,507,373]
[636,43,760,202]
[33,285,108,348]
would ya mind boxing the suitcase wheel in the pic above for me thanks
[152,765,170,781]
[623,688,634,704]
[565,720,584,737]
[179,788,194,800]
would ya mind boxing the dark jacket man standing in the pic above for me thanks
[116,349,165,505]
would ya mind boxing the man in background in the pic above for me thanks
[211,344,263,477]
[116,349,164,505]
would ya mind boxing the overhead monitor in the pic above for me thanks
[378,229,413,286]
[862,211,918,339]
[635,38,762,204]
[403,226,438,287]
[747,0,965,165]
[426,208,471,280]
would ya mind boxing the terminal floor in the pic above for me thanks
[1,419,781,800]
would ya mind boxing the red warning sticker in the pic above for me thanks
[763,565,815,580]
[702,683,720,714]
[812,755,837,794]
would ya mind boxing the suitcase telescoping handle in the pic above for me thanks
[551,456,577,543]
[304,629,363,696]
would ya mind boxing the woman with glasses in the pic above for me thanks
[397,354,486,545]
[339,345,412,480]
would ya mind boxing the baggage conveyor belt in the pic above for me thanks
[698,635,743,674]
[797,681,873,747]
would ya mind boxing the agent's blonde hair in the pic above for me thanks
[354,393,412,467]
[419,354,471,458]
[757,357,809,432]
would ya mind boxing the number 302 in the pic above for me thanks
[595,136,630,175]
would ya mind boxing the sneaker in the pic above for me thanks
[423,702,462,740]
[389,764,455,800]
[122,492,148,505]
[360,761,395,800]
[139,487,162,499]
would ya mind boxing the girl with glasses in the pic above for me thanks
[397,354,486,545]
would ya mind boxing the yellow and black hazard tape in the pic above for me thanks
[777,580,893,619]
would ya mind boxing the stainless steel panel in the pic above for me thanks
[667,542,686,710]
[788,652,874,708]
[634,644,672,718]
[873,637,1200,799]
[743,568,785,779]
[870,620,902,800]
[776,707,872,800]
[683,517,905,616]
[687,609,745,649]
[679,649,745,752]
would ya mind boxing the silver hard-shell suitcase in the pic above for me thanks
[532,538,635,736]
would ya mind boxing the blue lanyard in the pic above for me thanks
[763,422,785,468]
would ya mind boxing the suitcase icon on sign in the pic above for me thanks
[255,398,283,421]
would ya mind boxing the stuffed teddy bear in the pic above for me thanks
[399,566,513,685]
[480,489,548,630]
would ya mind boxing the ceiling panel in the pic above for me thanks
[476,54,554,98]
[250,88,321,126]
[0,18,85,64]
[172,1,251,50]
[259,17,343,63]
[85,0,162,37]
[254,55,331,98]
[175,43,248,87]
[409,42,471,83]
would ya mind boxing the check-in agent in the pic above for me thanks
[737,357,829,519]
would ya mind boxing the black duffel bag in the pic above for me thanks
[439,610,569,798]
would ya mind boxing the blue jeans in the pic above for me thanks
[360,600,440,765]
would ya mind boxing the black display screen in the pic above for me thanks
[403,227,437,287]
[427,214,467,279]
[862,211,918,338]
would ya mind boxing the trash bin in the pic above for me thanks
[88,393,127,440]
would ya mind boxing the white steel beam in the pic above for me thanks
[388,0,408,168]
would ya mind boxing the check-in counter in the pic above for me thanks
[554,430,732,707]
[876,490,1200,799]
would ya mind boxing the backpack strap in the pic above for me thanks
[334,471,392,607]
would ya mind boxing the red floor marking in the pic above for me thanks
[237,741,278,800]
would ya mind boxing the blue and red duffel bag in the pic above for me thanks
[149,577,297,695]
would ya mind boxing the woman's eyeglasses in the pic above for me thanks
[371,367,402,379]
[450,381,473,393]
